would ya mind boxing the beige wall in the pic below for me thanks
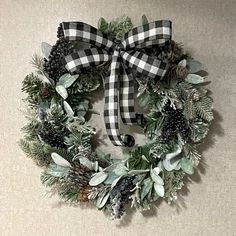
[0,0,235,235]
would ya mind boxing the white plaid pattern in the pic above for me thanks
[61,20,172,146]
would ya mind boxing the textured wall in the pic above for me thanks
[0,0,235,235]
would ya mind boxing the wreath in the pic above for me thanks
[19,15,214,219]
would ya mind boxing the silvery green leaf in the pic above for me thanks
[96,192,110,209]
[150,169,164,185]
[166,144,182,160]
[152,167,160,175]
[178,59,187,67]
[185,74,204,84]
[163,156,181,171]
[103,172,119,185]
[187,59,202,73]
[142,14,149,25]
[56,85,68,99]
[79,157,95,170]
[63,101,74,118]
[113,163,128,176]
[58,73,79,88]
[128,169,150,175]
[110,175,123,189]
[141,177,153,200]
[89,172,108,186]
[47,164,69,178]
[154,183,165,197]
[41,42,52,60]
[51,152,71,167]
[180,158,194,175]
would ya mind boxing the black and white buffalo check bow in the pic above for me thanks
[61,20,172,146]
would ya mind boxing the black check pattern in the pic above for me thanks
[61,20,172,146]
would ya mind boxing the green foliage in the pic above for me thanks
[98,16,133,42]
[19,139,51,167]
[163,170,185,202]
[144,112,164,138]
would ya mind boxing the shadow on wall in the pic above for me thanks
[115,108,224,227]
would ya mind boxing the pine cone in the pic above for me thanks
[78,186,92,202]
[165,64,189,80]
[190,89,200,101]
[38,121,65,148]
[68,163,92,189]
[39,86,50,98]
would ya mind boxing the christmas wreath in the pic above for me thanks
[19,15,214,219]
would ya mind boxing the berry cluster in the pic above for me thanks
[38,121,66,148]
[161,105,189,143]
[110,176,135,219]
[43,24,74,82]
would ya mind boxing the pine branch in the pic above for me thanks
[183,143,201,166]
[19,139,51,167]
[30,54,45,76]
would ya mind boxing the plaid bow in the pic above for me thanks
[61,20,172,146]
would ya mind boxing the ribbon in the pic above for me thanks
[61,20,172,146]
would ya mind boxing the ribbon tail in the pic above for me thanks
[119,68,137,125]
[104,50,124,146]
[104,50,135,147]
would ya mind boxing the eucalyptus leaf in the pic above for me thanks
[154,183,165,197]
[57,73,79,88]
[63,101,74,118]
[185,74,204,84]
[180,158,194,174]
[41,42,52,60]
[187,59,202,73]
[56,85,68,99]
[51,152,71,167]
[89,172,108,186]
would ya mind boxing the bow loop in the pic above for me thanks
[61,20,172,146]
[121,20,172,50]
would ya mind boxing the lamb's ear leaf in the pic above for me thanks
[51,152,71,167]
[187,59,202,73]
[89,172,108,186]
[180,158,194,175]
[185,74,204,84]
[96,191,110,209]
[41,42,52,60]
[56,85,68,99]
[63,101,74,118]
[154,183,165,197]
[57,73,79,88]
